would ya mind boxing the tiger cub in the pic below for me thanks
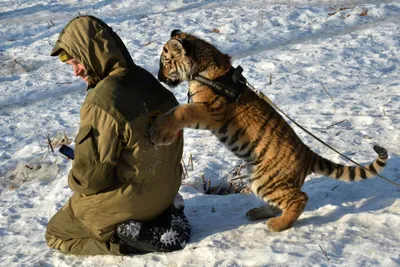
[149,30,388,232]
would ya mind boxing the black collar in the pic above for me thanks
[193,65,247,102]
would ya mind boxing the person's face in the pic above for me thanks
[66,59,89,84]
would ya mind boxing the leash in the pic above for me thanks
[193,66,400,189]
[244,82,400,189]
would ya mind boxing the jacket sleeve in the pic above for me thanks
[68,103,123,195]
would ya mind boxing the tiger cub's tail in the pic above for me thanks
[312,145,388,181]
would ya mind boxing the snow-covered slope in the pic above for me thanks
[0,1,399,266]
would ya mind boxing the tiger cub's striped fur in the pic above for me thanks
[149,30,388,232]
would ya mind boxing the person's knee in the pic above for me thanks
[45,224,61,250]
[45,233,64,251]
[45,213,68,252]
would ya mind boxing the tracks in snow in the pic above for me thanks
[231,13,399,60]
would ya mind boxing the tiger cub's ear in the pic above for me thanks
[167,39,184,55]
[168,38,192,57]
[171,29,182,38]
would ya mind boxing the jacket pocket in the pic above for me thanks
[74,125,100,167]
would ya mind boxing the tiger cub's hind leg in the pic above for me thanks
[265,188,308,232]
[246,204,281,221]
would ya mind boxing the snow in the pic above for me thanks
[0,0,399,266]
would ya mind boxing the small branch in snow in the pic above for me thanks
[55,82,73,85]
[319,244,330,261]
[228,174,248,182]
[181,159,189,179]
[181,180,201,192]
[200,173,211,194]
[328,7,351,16]
[13,59,27,72]
[188,153,194,171]
[46,133,54,153]
[319,81,333,101]
[34,132,44,151]
[47,20,55,28]
[327,119,346,129]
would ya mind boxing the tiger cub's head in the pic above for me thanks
[158,30,193,87]
[158,30,231,87]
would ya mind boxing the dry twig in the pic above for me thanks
[188,153,194,171]
[47,20,55,28]
[319,81,333,101]
[319,244,330,261]
[181,159,189,179]
[228,174,248,182]
[34,132,44,151]
[56,82,73,85]
[181,180,201,192]
[46,133,54,153]
[327,119,346,129]
[328,6,350,16]
[13,59,27,72]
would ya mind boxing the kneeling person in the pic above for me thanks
[46,15,190,255]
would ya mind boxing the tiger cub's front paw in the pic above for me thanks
[148,116,179,146]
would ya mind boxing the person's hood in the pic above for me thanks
[50,15,136,88]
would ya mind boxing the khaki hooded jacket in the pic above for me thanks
[50,16,183,242]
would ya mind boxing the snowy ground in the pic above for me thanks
[0,0,399,266]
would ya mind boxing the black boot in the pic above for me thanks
[117,196,191,253]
